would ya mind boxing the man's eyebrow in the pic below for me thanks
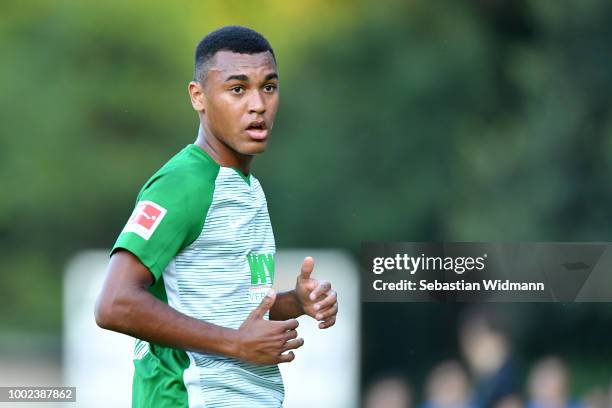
[225,74,249,82]
[224,73,279,82]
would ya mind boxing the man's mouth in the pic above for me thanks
[245,121,268,141]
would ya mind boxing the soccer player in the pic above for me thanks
[95,26,339,408]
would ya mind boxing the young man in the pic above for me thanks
[95,26,338,408]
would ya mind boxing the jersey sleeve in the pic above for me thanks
[111,170,212,281]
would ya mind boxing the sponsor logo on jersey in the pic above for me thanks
[122,200,167,240]
[247,253,275,302]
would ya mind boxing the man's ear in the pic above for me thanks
[188,81,206,112]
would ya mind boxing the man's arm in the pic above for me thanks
[95,250,303,365]
[269,290,304,321]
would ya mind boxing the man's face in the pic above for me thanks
[199,50,279,156]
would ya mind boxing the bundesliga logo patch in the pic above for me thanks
[122,200,167,240]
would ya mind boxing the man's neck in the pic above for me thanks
[194,125,253,175]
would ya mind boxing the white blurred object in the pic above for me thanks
[275,250,360,408]
[63,249,359,408]
[64,251,134,407]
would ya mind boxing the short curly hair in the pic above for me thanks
[194,25,276,83]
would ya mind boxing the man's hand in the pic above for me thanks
[236,289,304,365]
[295,257,338,329]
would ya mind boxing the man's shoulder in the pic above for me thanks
[139,145,220,199]
[160,144,219,177]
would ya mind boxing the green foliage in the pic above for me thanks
[258,0,612,248]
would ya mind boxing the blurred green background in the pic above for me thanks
[2,0,612,402]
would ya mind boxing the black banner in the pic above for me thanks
[361,242,611,302]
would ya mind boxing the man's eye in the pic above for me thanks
[230,86,244,94]
[263,84,277,93]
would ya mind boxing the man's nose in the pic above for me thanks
[248,90,266,114]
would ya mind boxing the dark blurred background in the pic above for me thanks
[2,0,612,406]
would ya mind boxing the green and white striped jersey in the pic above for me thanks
[111,144,283,408]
